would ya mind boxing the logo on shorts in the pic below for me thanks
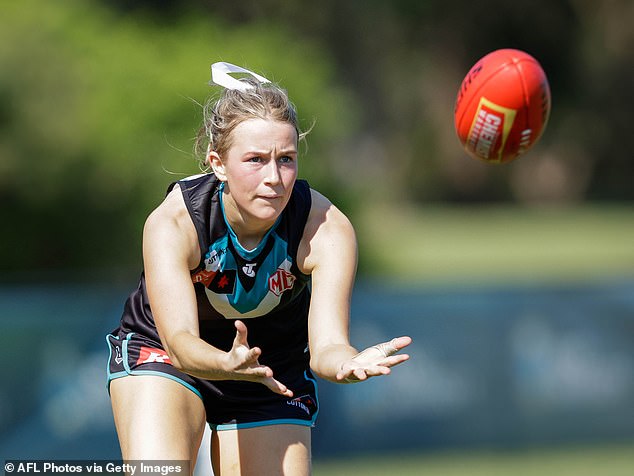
[114,346,123,365]
[137,346,172,365]
[287,395,317,416]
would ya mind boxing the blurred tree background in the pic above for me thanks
[1,0,632,275]
[2,1,634,466]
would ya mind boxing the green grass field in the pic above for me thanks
[313,443,634,476]
[357,204,634,285]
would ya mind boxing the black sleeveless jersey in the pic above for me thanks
[117,173,313,374]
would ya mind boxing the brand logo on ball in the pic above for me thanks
[467,97,517,162]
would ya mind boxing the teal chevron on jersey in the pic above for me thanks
[198,186,297,318]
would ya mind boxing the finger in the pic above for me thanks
[375,336,413,357]
[363,365,392,377]
[244,346,263,365]
[335,364,357,383]
[231,345,263,371]
[353,339,410,363]
[263,377,294,397]
[336,368,348,381]
[233,320,249,346]
[342,368,370,383]
[352,363,402,380]
[234,320,248,336]
[336,368,352,382]
[390,336,412,351]
[369,353,410,369]
[235,362,273,379]
[252,364,274,378]
[384,353,410,367]
[353,368,368,381]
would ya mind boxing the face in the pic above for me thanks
[210,118,298,231]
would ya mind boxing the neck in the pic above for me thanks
[221,191,277,251]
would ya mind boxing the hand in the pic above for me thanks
[336,336,412,383]
[224,320,293,397]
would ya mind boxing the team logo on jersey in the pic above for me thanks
[269,268,296,297]
[208,270,236,294]
[137,346,172,365]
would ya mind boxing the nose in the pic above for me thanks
[263,159,281,186]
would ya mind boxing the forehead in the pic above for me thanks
[229,118,298,151]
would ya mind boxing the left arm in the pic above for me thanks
[298,190,411,383]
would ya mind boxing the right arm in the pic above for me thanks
[142,186,292,396]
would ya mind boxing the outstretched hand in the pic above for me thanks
[225,320,293,397]
[336,336,412,383]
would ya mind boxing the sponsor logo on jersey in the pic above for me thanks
[192,269,216,287]
[137,346,172,365]
[269,268,296,297]
[205,248,227,272]
[242,262,257,278]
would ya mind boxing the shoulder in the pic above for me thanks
[297,189,357,275]
[306,189,353,231]
[175,173,218,201]
[143,184,199,269]
[145,184,188,229]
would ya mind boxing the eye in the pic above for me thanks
[279,155,295,164]
[248,156,263,163]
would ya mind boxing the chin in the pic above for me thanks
[249,202,284,223]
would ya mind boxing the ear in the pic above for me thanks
[209,151,227,181]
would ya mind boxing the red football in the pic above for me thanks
[454,49,551,163]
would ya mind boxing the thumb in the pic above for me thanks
[233,320,249,346]
[389,336,412,353]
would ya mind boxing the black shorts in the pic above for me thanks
[106,331,319,430]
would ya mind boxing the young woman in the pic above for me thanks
[106,62,412,476]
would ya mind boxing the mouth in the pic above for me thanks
[257,194,282,200]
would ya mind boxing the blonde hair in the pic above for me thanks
[194,77,307,171]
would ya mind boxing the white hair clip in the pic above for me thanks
[210,62,271,91]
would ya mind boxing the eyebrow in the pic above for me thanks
[243,148,298,156]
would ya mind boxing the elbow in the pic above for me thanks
[309,354,331,382]
[160,336,188,372]
[309,356,322,378]
[163,347,186,372]
[169,353,186,372]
